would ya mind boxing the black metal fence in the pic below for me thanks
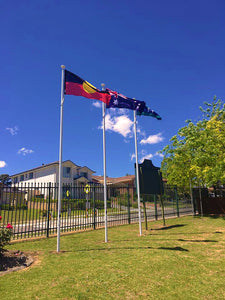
[0,183,194,240]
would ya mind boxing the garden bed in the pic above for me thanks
[0,250,33,275]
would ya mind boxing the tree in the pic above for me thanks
[0,174,11,186]
[161,97,225,188]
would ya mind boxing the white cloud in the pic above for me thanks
[141,149,147,156]
[106,108,128,116]
[131,153,136,161]
[140,133,164,145]
[0,161,7,168]
[117,108,128,115]
[105,114,115,131]
[18,147,34,156]
[101,114,133,138]
[6,126,19,136]
[140,153,153,163]
[113,115,133,137]
[92,101,102,108]
[155,151,164,158]
[131,150,163,162]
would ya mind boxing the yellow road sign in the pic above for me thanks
[84,184,91,194]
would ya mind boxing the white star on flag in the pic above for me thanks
[113,99,118,105]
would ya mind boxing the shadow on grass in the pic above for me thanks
[150,231,216,236]
[178,239,218,243]
[158,246,189,252]
[152,224,186,231]
[58,245,189,253]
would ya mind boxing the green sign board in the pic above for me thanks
[135,159,163,195]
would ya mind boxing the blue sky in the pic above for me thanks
[1,0,225,178]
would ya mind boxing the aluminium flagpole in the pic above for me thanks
[101,83,108,243]
[134,110,142,236]
[57,65,65,252]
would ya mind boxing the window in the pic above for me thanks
[29,172,33,179]
[80,172,88,179]
[14,177,18,184]
[20,175,24,181]
[63,167,71,178]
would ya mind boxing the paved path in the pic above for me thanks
[12,206,193,238]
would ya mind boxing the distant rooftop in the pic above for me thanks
[92,175,135,185]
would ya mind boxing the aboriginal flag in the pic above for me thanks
[64,70,111,105]
[137,105,161,120]
[106,89,146,112]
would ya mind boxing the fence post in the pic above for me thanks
[154,194,158,220]
[143,195,148,230]
[174,186,179,217]
[93,186,96,230]
[192,189,197,215]
[46,182,51,238]
[127,185,131,224]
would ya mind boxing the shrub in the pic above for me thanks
[0,204,13,210]
[40,210,57,218]
[40,210,48,217]
[0,203,28,210]
[132,203,138,209]
[0,216,13,253]
[15,204,28,210]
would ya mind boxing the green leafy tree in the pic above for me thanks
[0,174,11,186]
[161,97,225,187]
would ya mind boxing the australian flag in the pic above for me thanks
[137,106,162,120]
[106,89,146,112]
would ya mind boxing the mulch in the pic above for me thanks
[0,250,34,276]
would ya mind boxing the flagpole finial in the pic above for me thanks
[61,65,66,70]
[101,83,105,91]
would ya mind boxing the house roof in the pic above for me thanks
[92,175,135,185]
[11,160,95,177]
[78,166,95,174]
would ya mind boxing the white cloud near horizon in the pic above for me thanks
[100,114,134,138]
[18,147,34,156]
[130,150,163,162]
[140,133,164,145]
[140,153,153,163]
[0,161,7,168]
[6,126,19,136]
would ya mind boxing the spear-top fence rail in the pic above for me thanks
[0,182,200,240]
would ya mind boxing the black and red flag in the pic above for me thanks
[64,70,111,105]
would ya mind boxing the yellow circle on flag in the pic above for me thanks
[83,81,96,94]
[84,184,91,194]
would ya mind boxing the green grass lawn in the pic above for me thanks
[1,216,225,299]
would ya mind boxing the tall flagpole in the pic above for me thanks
[134,110,142,236]
[57,65,65,252]
[101,83,108,243]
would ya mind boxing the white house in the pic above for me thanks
[11,160,95,186]
[10,160,95,199]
